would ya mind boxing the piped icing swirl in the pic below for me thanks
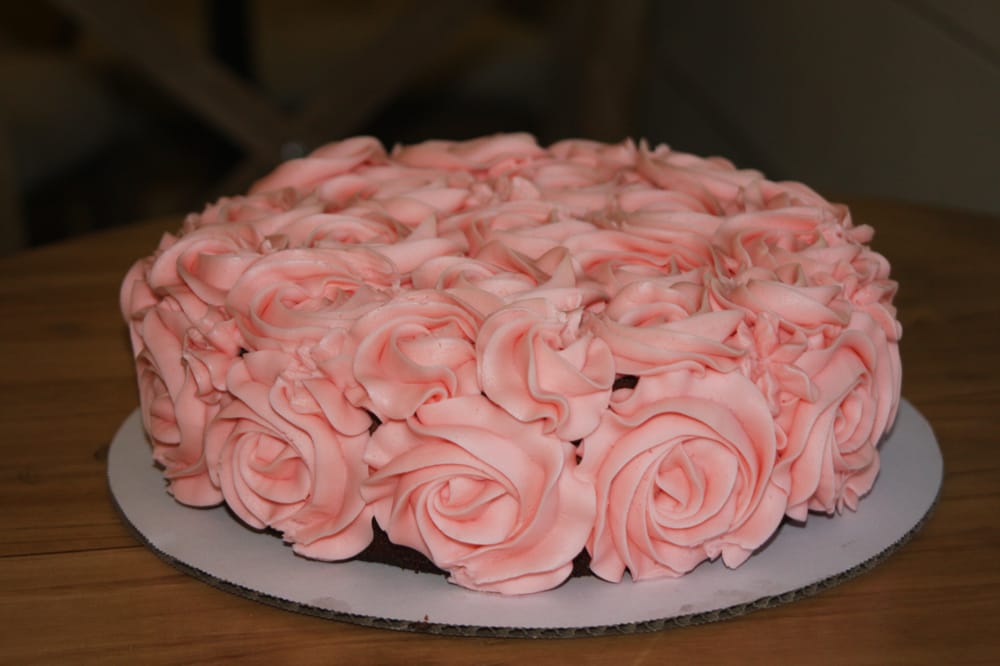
[121,134,901,595]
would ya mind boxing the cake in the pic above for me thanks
[120,134,901,595]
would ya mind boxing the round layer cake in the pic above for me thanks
[120,134,901,595]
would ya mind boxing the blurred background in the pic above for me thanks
[0,0,997,256]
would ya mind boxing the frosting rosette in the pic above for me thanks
[121,257,159,354]
[225,246,397,350]
[579,368,787,581]
[591,276,746,376]
[391,132,546,173]
[362,395,596,594]
[130,302,233,506]
[249,136,387,195]
[477,298,614,441]
[348,290,483,420]
[268,210,402,248]
[182,187,300,234]
[205,350,374,559]
[147,220,267,308]
[777,311,901,519]
[409,253,537,305]
[712,206,840,274]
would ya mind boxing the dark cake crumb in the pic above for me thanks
[355,521,447,575]
[366,410,382,435]
[612,374,639,391]
[354,521,596,579]
[571,548,593,578]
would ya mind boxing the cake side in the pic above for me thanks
[120,134,902,595]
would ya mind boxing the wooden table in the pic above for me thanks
[2,199,998,663]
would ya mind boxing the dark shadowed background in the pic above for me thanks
[1,0,997,256]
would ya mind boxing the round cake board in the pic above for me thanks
[107,399,941,638]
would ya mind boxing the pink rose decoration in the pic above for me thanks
[147,221,265,307]
[709,271,851,346]
[392,132,545,173]
[445,199,553,249]
[376,186,473,229]
[270,211,402,248]
[524,139,642,208]
[591,278,745,375]
[348,291,482,420]
[778,311,901,519]
[713,207,833,274]
[205,350,374,559]
[729,311,814,419]
[362,395,596,594]
[410,254,536,297]
[183,187,300,233]
[249,136,387,195]
[472,213,597,261]
[563,226,714,287]
[604,274,706,324]
[579,368,787,581]
[225,247,396,350]
[637,143,765,215]
[838,249,902,344]
[548,137,638,169]
[620,207,721,248]
[182,318,243,398]
[617,182,716,214]
[504,248,607,314]
[532,179,617,216]
[370,215,467,275]
[121,257,159,354]
[478,299,614,441]
[132,303,231,506]
[407,254,527,316]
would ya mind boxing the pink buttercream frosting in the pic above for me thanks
[579,367,787,581]
[477,298,614,441]
[121,134,902,594]
[204,350,374,559]
[347,290,483,420]
[362,395,594,594]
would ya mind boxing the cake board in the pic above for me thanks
[107,399,942,638]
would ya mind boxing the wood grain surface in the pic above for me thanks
[1,199,998,664]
